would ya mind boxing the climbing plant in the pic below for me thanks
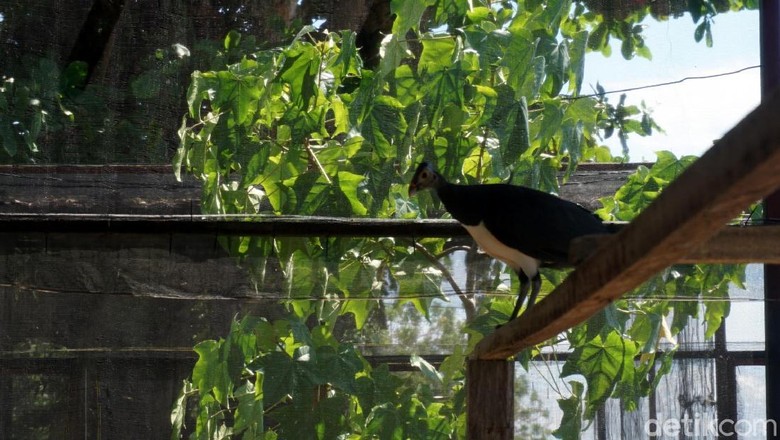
[171,1,750,439]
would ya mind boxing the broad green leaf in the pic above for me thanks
[224,29,241,50]
[365,402,403,439]
[561,330,638,419]
[379,34,410,79]
[337,171,368,216]
[411,354,443,385]
[466,6,491,23]
[233,379,263,436]
[1,121,19,157]
[192,339,232,405]
[394,64,420,106]
[628,311,664,354]
[567,30,589,95]
[502,29,536,95]
[704,297,730,339]
[317,344,364,393]
[332,30,360,79]
[695,21,706,42]
[278,45,320,109]
[536,99,564,150]
[261,351,306,405]
[552,381,584,440]
[504,96,530,169]
[362,96,408,158]
[170,380,192,440]
[418,36,456,75]
[391,0,434,34]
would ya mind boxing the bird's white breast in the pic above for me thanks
[463,222,540,277]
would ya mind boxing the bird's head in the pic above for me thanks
[408,162,443,197]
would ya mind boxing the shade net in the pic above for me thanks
[0,1,767,439]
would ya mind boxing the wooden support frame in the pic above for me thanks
[467,359,515,439]
[569,224,780,265]
[3,214,780,264]
[471,87,780,361]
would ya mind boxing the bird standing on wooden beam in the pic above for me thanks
[408,162,609,322]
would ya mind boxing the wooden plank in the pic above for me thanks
[569,224,780,265]
[471,87,780,360]
[467,359,514,439]
[0,162,640,215]
[0,214,465,237]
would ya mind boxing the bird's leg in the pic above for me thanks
[509,272,542,321]
[523,273,542,315]
[509,271,530,321]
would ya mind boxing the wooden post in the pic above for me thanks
[467,359,514,439]
[762,1,780,438]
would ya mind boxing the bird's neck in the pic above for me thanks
[431,172,447,191]
[435,180,483,226]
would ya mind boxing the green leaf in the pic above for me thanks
[170,380,192,440]
[0,121,18,157]
[317,344,364,393]
[561,331,637,419]
[365,402,403,439]
[466,6,492,23]
[552,381,584,440]
[504,96,530,168]
[411,354,443,385]
[621,36,635,60]
[278,45,320,110]
[567,30,589,95]
[503,30,536,95]
[362,96,408,158]
[225,30,241,50]
[60,61,88,97]
[192,339,232,405]
[336,171,368,216]
[186,71,208,118]
[233,379,264,436]
[262,351,305,405]
[418,36,456,75]
[537,100,564,150]
[628,312,663,354]
[379,34,410,79]
[391,0,434,34]
[704,297,730,338]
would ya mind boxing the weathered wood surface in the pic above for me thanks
[471,87,780,360]
[0,213,467,237]
[0,165,201,215]
[467,359,515,440]
[0,163,640,215]
[569,224,780,265]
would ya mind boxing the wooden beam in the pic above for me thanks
[569,224,780,265]
[467,359,514,439]
[4,214,780,263]
[471,87,780,360]
[0,214,464,238]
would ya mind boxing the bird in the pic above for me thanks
[408,161,609,322]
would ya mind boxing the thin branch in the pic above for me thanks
[435,245,472,260]
[411,240,477,320]
[306,140,333,184]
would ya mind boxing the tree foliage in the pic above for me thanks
[172,1,750,438]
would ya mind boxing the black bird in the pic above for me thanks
[408,162,609,321]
